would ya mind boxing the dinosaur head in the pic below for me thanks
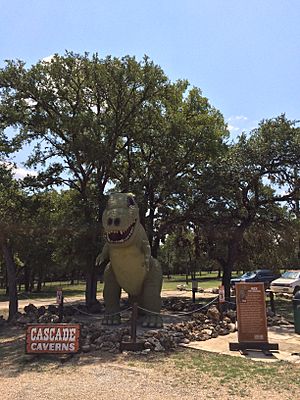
[102,193,140,247]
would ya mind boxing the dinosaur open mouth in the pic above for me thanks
[106,220,136,243]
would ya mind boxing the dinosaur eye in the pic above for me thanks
[108,218,113,225]
[127,197,135,207]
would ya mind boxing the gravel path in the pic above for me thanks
[1,358,294,400]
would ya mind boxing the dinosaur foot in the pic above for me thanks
[102,314,121,325]
[142,314,163,328]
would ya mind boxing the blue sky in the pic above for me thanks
[1,0,300,174]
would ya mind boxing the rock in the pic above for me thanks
[141,349,151,355]
[219,328,229,336]
[50,315,60,323]
[201,328,213,337]
[81,344,91,353]
[37,306,46,317]
[224,309,236,321]
[47,305,58,314]
[198,333,210,341]
[144,341,154,350]
[180,338,190,344]
[17,315,32,324]
[38,312,53,323]
[90,344,97,352]
[24,303,38,314]
[228,323,236,333]
[207,306,221,322]
[154,341,165,352]
[177,284,188,291]
[100,341,115,351]
[146,330,159,336]
[211,288,219,294]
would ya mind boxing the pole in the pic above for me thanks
[58,293,64,322]
[131,302,138,343]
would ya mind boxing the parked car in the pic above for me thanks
[270,270,300,295]
[230,269,280,288]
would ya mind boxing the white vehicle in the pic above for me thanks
[270,270,300,295]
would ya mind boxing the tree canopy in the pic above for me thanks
[1,52,299,312]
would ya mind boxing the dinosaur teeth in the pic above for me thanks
[107,221,136,244]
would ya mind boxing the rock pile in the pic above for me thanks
[10,298,293,354]
[70,305,237,354]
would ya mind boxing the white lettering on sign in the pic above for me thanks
[26,324,80,354]
[29,326,77,342]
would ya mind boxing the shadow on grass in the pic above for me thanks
[274,297,294,322]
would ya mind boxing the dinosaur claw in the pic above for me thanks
[102,314,121,325]
[142,315,163,328]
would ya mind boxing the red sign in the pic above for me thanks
[26,324,80,354]
[236,283,268,343]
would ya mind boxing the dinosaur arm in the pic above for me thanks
[95,243,110,266]
[140,226,151,271]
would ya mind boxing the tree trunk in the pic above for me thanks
[36,274,43,292]
[1,239,18,320]
[151,236,160,258]
[24,264,30,292]
[29,274,35,292]
[85,267,98,307]
[222,263,232,302]
[221,236,241,302]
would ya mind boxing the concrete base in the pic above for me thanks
[182,325,300,363]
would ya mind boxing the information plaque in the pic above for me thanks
[236,282,268,343]
[229,282,279,353]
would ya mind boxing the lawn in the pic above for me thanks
[0,274,294,325]
[0,273,222,301]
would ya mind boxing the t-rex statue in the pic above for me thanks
[96,193,163,328]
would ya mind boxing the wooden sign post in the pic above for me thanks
[120,303,144,352]
[229,282,278,355]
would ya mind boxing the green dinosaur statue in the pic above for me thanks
[96,193,163,328]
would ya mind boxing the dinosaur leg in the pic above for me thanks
[140,258,163,328]
[103,264,121,325]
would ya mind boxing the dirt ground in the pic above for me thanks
[1,323,299,400]
[1,291,299,400]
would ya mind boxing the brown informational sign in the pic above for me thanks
[236,282,268,343]
[26,324,80,354]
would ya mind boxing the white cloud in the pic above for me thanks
[41,55,55,63]
[13,166,38,179]
[227,115,248,122]
[0,161,38,180]
[227,124,240,133]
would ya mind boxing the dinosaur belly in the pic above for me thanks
[110,246,146,296]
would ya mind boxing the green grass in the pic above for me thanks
[162,274,221,291]
[0,281,104,302]
[272,296,294,321]
[0,274,221,301]
[170,349,300,395]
